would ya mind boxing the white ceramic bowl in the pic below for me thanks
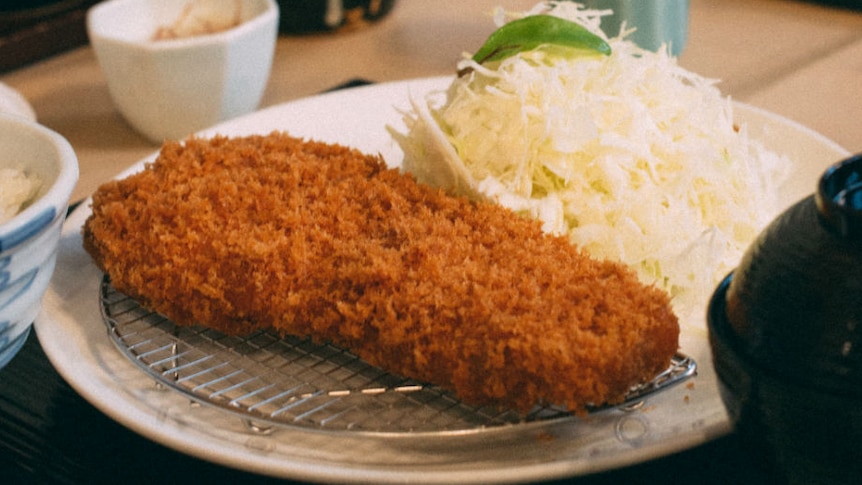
[87,0,279,143]
[0,82,37,121]
[0,114,78,369]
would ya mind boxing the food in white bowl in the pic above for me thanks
[86,0,279,143]
[152,0,243,40]
[0,114,78,369]
[0,168,40,225]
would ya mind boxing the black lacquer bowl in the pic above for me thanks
[707,154,862,485]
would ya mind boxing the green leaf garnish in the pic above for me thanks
[471,14,611,65]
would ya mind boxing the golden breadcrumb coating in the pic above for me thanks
[83,133,679,414]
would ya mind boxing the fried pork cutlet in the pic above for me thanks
[82,133,679,414]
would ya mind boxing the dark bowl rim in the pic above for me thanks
[707,271,862,400]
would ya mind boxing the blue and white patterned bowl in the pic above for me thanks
[0,114,78,370]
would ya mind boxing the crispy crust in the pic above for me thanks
[83,133,679,413]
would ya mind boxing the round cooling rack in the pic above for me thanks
[99,274,697,435]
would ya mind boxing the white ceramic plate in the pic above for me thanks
[36,76,850,484]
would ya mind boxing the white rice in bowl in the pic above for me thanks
[0,168,41,225]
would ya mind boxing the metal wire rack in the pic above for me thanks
[99,275,697,435]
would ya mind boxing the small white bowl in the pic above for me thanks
[87,0,279,143]
[0,114,78,369]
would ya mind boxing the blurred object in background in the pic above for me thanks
[0,0,100,72]
[277,0,396,34]
[808,0,862,10]
[87,0,279,142]
[582,0,689,56]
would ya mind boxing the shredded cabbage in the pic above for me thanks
[393,2,789,325]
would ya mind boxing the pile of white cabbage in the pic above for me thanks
[393,2,789,324]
